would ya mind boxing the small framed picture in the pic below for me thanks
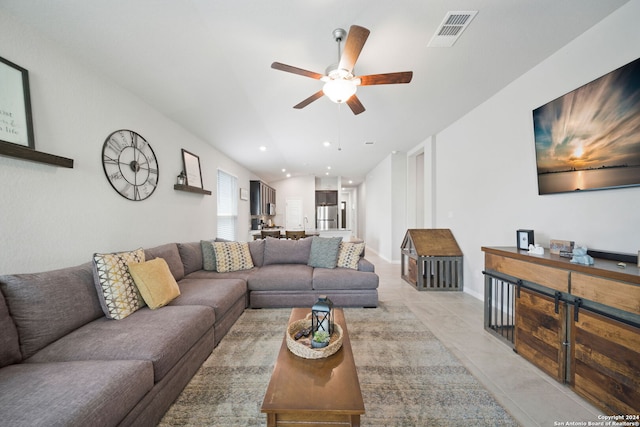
[550,239,575,255]
[240,188,249,201]
[516,229,534,250]
[0,55,35,149]
[181,149,203,188]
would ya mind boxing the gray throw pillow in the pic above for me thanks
[308,236,342,269]
[201,240,217,271]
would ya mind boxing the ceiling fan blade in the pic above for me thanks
[271,62,324,80]
[293,90,324,109]
[346,95,365,115]
[338,25,370,73]
[358,71,413,86]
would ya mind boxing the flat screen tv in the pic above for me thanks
[532,56,640,195]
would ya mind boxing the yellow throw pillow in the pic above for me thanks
[128,258,181,309]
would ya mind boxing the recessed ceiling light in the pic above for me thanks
[349,180,353,184]
[282,168,286,172]
[325,172,329,176]
[323,141,331,147]
[327,166,332,170]
[259,146,267,151]
[286,173,291,178]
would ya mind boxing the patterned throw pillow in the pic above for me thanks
[201,240,217,271]
[337,242,365,270]
[213,242,254,273]
[308,236,342,269]
[93,248,146,320]
[128,258,181,309]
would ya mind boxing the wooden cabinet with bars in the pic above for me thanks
[482,246,640,416]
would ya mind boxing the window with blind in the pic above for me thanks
[217,169,238,240]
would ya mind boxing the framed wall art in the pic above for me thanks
[0,55,36,149]
[532,56,640,195]
[181,149,203,188]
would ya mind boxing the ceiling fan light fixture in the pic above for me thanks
[323,78,357,103]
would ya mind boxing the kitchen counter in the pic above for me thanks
[247,229,355,241]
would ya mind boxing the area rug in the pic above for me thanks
[158,301,519,426]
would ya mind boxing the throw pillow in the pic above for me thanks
[201,240,217,271]
[308,236,342,269]
[213,242,254,273]
[93,248,146,320]
[128,258,181,309]
[337,242,365,270]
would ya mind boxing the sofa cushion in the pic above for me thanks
[308,236,342,269]
[0,262,103,360]
[0,291,21,367]
[337,241,366,270]
[184,268,255,282]
[263,237,312,265]
[93,248,146,320]
[145,243,185,281]
[214,242,254,273]
[129,258,181,309]
[312,268,379,291]
[201,240,217,271]
[171,278,246,320]
[26,305,214,382]
[0,360,153,427]
[248,239,265,267]
[177,241,203,276]
[247,264,313,291]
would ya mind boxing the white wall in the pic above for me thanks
[426,0,640,300]
[364,153,407,262]
[271,175,316,231]
[0,10,253,274]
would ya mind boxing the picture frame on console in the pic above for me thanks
[0,55,36,149]
[532,56,640,195]
[181,149,203,188]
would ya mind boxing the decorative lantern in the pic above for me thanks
[176,171,186,185]
[311,295,333,335]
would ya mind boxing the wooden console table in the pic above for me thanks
[482,247,639,416]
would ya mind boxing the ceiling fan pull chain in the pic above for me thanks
[337,103,342,151]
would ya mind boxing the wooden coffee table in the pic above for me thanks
[261,308,365,427]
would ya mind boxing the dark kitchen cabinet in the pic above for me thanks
[315,190,338,206]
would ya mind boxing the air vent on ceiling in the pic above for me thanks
[428,11,478,48]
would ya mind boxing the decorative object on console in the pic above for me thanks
[102,130,159,201]
[533,56,640,195]
[528,244,544,255]
[311,295,333,335]
[517,229,534,250]
[550,239,575,255]
[570,247,595,265]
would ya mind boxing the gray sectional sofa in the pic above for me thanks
[0,236,378,427]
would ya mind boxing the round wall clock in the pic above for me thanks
[101,130,159,201]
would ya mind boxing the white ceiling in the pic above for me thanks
[1,0,630,185]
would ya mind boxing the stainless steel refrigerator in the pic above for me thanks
[316,205,338,230]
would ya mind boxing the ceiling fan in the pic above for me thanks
[271,25,413,115]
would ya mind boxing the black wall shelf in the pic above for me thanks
[0,142,74,168]
[174,184,212,195]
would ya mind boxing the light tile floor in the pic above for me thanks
[366,249,604,427]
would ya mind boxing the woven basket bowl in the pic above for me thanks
[286,319,343,359]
